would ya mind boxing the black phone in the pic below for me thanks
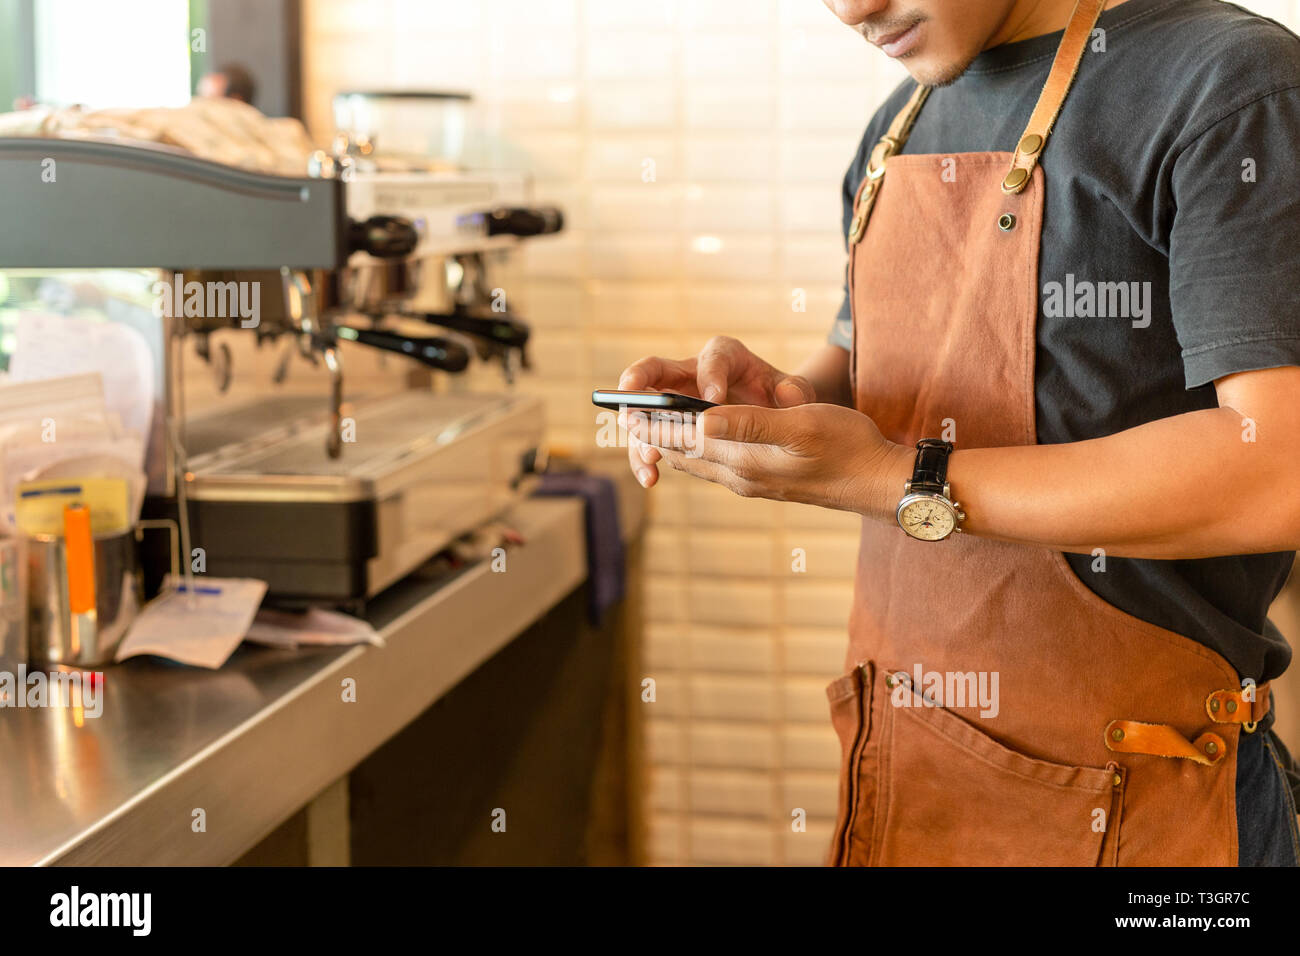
[591,389,718,414]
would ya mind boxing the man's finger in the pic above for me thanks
[625,409,698,451]
[695,336,741,403]
[773,375,817,407]
[627,432,659,487]
[633,433,663,465]
[698,405,792,446]
[657,445,739,488]
[619,356,696,392]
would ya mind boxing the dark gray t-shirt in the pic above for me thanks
[831,0,1299,682]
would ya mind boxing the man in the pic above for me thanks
[196,63,257,107]
[620,0,1300,865]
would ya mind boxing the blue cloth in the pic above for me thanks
[1238,725,1300,866]
[534,472,625,626]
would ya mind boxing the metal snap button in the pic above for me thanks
[1112,772,1122,787]
[998,213,1016,231]
[1205,740,1219,755]
[1225,699,1238,713]
[1018,133,1044,155]
[1002,167,1029,192]
[1209,698,1220,712]
[1111,727,1125,742]
[849,213,866,243]
[884,674,896,688]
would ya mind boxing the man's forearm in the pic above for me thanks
[797,344,854,407]
[865,405,1300,559]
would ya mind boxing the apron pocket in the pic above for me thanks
[874,678,1121,866]
[825,662,875,866]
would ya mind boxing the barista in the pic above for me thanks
[622,0,1300,865]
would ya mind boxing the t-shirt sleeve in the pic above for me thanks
[1169,86,1300,388]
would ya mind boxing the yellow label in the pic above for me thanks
[14,478,131,537]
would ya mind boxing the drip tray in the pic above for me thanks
[170,390,545,605]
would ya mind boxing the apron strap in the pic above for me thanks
[1206,682,1271,731]
[1104,719,1228,767]
[850,0,1107,239]
[1104,681,1272,766]
[1000,0,1107,194]
[848,83,930,244]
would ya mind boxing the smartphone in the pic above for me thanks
[591,389,718,413]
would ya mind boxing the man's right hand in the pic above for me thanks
[618,335,816,488]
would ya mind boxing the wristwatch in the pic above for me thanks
[896,439,965,541]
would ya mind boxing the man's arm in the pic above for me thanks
[628,365,1300,560]
[797,343,853,408]
[869,365,1300,558]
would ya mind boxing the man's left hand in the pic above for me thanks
[623,402,912,519]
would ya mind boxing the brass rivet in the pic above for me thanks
[1226,700,1238,713]
[1209,698,1220,712]
[1112,772,1122,787]
[1205,740,1219,755]
[1110,728,1124,742]
[848,214,865,243]
[1018,133,1044,155]
[998,213,1016,232]
[884,674,896,688]
[1002,167,1029,191]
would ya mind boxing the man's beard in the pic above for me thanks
[857,21,978,88]
[909,53,979,88]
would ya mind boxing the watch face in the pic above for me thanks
[898,495,956,540]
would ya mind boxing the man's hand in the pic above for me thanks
[625,401,912,518]
[618,336,817,488]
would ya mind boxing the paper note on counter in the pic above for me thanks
[0,372,147,533]
[8,313,156,450]
[14,477,133,536]
[243,608,384,649]
[115,577,267,669]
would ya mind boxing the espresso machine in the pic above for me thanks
[0,134,562,611]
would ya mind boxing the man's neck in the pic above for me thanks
[986,0,1129,48]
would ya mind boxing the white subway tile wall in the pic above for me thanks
[300,0,1300,865]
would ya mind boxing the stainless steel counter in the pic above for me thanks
[0,496,586,866]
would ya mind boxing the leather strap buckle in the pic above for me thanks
[867,137,899,179]
[1000,0,1106,194]
[1205,683,1270,730]
[848,84,930,245]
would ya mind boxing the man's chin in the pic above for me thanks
[898,54,976,88]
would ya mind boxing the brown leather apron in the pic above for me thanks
[827,0,1271,867]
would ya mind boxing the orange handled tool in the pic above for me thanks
[63,503,96,616]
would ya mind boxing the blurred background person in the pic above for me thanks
[196,62,256,107]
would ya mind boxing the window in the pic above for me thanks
[33,0,191,109]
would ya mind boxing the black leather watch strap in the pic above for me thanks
[910,439,953,493]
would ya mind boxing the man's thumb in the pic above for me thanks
[773,375,816,407]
